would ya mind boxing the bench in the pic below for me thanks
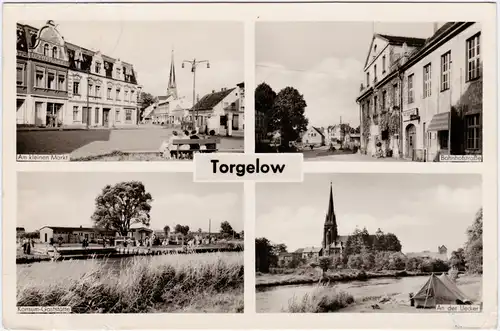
[171,138,221,159]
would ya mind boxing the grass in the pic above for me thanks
[285,286,354,313]
[17,252,243,313]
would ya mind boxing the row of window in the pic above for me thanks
[407,33,481,103]
[33,66,67,91]
[72,81,136,102]
[72,106,133,123]
[366,82,400,115]
[366,54,388,86]
[42,44,60,59]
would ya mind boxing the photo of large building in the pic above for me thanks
[16,20,141,128]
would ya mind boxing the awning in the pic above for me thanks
[428,112,450,131]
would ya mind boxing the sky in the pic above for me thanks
[256,174,482,254]
[18,172,243,234]
[22,20,244,99]
[256,22,437,128]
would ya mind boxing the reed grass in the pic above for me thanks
[285,286,354,313]
[17,253,243,313]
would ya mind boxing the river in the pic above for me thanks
[256,275,482,313]
[17,252,241,288]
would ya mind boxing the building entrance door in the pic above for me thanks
[406,124,416,160]
[232,114,239,130]
[103,109,110,127]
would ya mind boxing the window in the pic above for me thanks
[107,87,112,99]
[441,51,451,91]
[116,88,121,100]
[382,55,386,73]
[423,122,427,148]
[423,64,432,98]
[382,90,387,111]
[47,72,55,89]
[116,68,121,78]
[392,83,398,106]
[466,114,481,150]
[95,108,99,124]
[115,109,121,122]
[374,64,377,81]
[366,72,370,86]
[43,44,49,56]
[52,47,58,58]
[88,83,93,96]
[73,81,80,95]
[466,33,481,81]
[16,63,25,86]
[374,95,378,113]
[35,68,45,87]
[124,90,128,102]
[126,109,132,121]
[58,74,66,91]
[407,74,414,103]
[95,62,101,74]
[96,86,101,98]
[438,131,449,149]
[73,106,79,122]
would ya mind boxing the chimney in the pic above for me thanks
[80,225,82,228]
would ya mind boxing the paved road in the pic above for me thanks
[17,127,244,159]
[307,152,409,162]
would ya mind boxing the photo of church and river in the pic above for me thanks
[256,174,483,313]
[16,172,244,313]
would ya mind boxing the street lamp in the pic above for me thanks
[182,59,210,129]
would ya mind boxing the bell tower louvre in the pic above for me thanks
[323,182,338,253]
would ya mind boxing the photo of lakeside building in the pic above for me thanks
[357,22,482,161]
[16,20,141,128]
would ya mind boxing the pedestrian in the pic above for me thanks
[190,130,200,153]
[26,239,31,255]
[205,130,216,152]
[22,238,27,254]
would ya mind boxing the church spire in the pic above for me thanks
[325,182,336,225]
[167,49,178,99]
[323,182,338,252]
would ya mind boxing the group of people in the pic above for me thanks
[160,129,217,160]
[20,238,34,255]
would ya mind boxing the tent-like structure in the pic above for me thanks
[411,273,471,308]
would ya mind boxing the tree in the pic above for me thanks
[220,221,237,238]
[344,227,372,256]
[255,237,276,273]
[91,181,153,236]
[139,92,157,110]
[163,225,170,237]
[450,248,466,271]
[273,243,288,255]
[255,82,277,115]
[175,224,190,236]
[465,208,483,273]
[318,256,332,277]
[383,233,402,252]
[270,86,309,148]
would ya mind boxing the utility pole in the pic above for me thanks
[182,59,210,130]
[209,219,211,235]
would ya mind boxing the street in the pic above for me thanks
[17,127,244,159]
[307,153,409,162]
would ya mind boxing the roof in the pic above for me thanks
[311,127,325,137]
[294,248,304,254]
[302,247,323,253]
[406,251,448,260]
[192,88,236,111]
[17,227,26,231]
[40,226,110,232]
[376,34,427,48]
[279,252,294,257]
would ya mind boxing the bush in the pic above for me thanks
[420,258,449,273]
[286,287,354,313]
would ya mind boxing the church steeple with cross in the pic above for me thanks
[323,182,338,252]
[167,49,178,99]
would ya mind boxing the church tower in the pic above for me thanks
[322,182,338,254]
[167,49,178,99]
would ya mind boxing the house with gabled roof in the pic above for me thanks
[191,86,241,136]
[301,126,325,147]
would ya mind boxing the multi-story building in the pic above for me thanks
[400,22,482,161]
[16,21,70,126]
[357,22,482,161]
[357,33,426,158]
[16,20,141,128]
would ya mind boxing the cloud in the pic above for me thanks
[256,57,363,127]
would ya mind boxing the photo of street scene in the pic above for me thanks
[255,22,482,162]
[17,172,244,313]
[16,20,244,161]
[256,174,483,312]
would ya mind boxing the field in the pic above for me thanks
[17,252,244,313]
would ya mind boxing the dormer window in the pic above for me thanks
[116,68,121,78]
[374,45,377,54]
[52,47,58,58]
[43,44,49,56]
[95,62,101,74]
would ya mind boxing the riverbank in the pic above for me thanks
[256,269,430,288]
[17,252,244,313]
